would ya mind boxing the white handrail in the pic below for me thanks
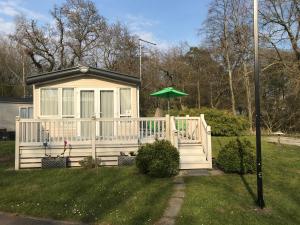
[170,116,178,149]
[200,114,212,167]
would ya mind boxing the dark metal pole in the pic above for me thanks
[254,0,265,208]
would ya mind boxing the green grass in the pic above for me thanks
[0,142,173,225]
[177,136,300,225]
[2,138,300,225]
[0,141,15,169]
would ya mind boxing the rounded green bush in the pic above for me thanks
[136,140,179,177]
[216,138,256,174]
[170,107,249,136]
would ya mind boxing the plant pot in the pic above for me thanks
[41,157,68,168]
[118,156,136,166]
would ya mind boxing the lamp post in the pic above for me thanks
[254,0,265,209]
[138,38,156,83]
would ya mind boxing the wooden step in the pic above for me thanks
[180,155,207,164]
[180,162,211,170]
[179,143,202,147]
[179,151,204,157]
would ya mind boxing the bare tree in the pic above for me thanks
[203,0,246,115]
[260,0,300,77]
[12,0,107,72]
[0,38,31,96]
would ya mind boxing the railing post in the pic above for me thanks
[173,129,179,150]
[186,114,190,139]
[207,125,212,168]
[170,116,175,145]
[200,114,204,120]
[91,116,96,159]
[198,116,201,142]
[200,114,205,144]
[165,114,170,141]
[15,116,20,170]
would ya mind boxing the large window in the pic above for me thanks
[120,88,131,117]
[62,88,74,116]
[40,88,58,116]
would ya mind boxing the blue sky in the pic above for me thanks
[0,0,211,49]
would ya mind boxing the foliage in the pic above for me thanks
[79,156,101,169]
[136,140,180,177]
[170,107,249,136]
[216,138,255,174]
[11,0,138,74]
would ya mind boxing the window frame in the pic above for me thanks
[19,106,33,118]
[119,88,132,117]
[40,88,59,117]
[62,88,75,118]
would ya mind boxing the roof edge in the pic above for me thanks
[27,66,141,86]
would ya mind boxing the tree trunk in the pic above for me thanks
[228,69,236,115]
[226,53,236,115]
[210,83,214,108]
[197,80,201,109]
[22,49,26,97]
[243,62,253,132]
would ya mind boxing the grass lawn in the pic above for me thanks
[177,136,300,225]
[0,141,14,169]
[0,142,173,225]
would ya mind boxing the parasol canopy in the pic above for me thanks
[150,87,188,112]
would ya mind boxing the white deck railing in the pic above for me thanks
[15,114,212,170]
[174,116,201,143]
[16,117,167,145]
[16,115,209,145]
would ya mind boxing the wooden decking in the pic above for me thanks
[15,115,212,170]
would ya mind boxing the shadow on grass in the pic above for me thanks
[240,174,256,204]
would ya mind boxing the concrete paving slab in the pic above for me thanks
[163,198,184,218]
[172,191,185,198]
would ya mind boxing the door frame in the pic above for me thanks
[76,88,97,138]
[76,88,118,137]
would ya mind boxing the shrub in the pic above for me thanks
[170,107,249,136]
[136,140,179,177]
[79,156,101,169]
[216,138,256,174]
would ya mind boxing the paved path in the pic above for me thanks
[179,169,223,177]
[266,136,300,147]
[154,169,221,225]
[0,212,86,225]
[154,176,186,225]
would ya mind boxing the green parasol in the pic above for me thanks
[150,87,188,112]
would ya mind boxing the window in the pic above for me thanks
[40,88,58,116]
[62,88,74,116]
[20,107,28,118]
[28,107,33,118]
[19,107,33,118]
[120,88,131,117]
